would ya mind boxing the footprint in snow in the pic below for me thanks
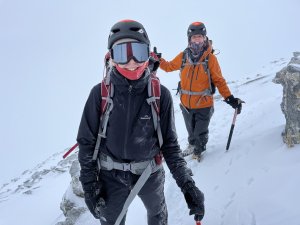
[247,177,254,186]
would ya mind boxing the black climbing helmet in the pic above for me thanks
[107,19,150,49]
[187,22,207,41]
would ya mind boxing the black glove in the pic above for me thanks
[82,180,106,219]
[153,47,162,59]
[176,81,181,95]
[149,56,160,72]
[224,95,244,114]
[182,181,205,221]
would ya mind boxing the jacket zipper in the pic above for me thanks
[188,65,196,108]
[123,85,133,159]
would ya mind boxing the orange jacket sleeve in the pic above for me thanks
[159,52,184,72]
[208,54,232,99]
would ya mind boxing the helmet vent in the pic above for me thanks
[111,28,120,34]
[130,27,144,33]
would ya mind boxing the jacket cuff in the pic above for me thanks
[172,166,194,189]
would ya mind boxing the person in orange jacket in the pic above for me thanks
[156,21,243,160]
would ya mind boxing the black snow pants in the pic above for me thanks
[98,168,167,225]
[180,104,214,154]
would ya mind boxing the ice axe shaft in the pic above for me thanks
[63,143,78,159]
[226,108,238,151]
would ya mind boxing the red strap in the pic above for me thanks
[101,81,111,114]
[150,74,160,114]
[154,152,163,165]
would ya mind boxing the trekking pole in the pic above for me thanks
[195,214,202,225]
[226,108,238,151]
[63,143,78,159]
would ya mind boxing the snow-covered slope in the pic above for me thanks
[1,57,300,225]
[0,151,76,225]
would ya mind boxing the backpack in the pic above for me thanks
[63,52,163,160]
[177,40,216,95]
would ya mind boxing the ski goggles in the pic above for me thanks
[111,42,150,65]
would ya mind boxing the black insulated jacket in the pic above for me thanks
[77,68,194,187]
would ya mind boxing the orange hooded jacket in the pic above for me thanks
[159,42,232,109]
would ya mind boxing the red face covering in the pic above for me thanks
[115,61,149,80]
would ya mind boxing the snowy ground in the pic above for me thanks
[1,58,300,225]
[0,151,74,225]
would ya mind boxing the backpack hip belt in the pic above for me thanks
[180,88,212,96]
[180,88,212,106]
[99,152,161,175]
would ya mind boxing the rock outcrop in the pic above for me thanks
[273,52,300,147]
[56,154,87,225]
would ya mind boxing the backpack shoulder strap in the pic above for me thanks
[92,73,114,161]
[203,54,216,94]
[180,48,189,71]
[100,75,114,114]
[146,72,163,148]
[203,54,209,73]
[204,54,212,93]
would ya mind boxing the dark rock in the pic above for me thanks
[273,52,300,147]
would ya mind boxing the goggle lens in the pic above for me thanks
[111,42,149,65]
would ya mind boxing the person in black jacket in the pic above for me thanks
[77,19,205,225]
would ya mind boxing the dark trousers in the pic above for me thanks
[98,168,167,225]
[180,104,214,153]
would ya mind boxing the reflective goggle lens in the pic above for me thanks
[111,42,149,64]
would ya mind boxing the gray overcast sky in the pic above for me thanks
[0,0,299,183]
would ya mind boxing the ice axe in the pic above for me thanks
[226,107,239,151]
[225,99,245,151]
